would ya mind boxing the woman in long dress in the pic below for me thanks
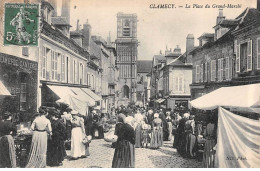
[203,120,216,168]
[26,107,52,168]
[150,113,163,149]
[70,110,87,160]
[184,115,196,158]
[134,112,143,148]
[165,111,173,141]
[0,112,17,168]
[112,116,135,168]
[112,114,126,148]
[47,111,67,166]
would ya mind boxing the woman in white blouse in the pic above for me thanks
[26,106,52,168]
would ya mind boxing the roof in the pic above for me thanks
[198,33,214,40]
[218,19,240,28]
[153,55,166,66]
[42,21,89,59]
[70,31,83,37]
[165,52,181,57]
[89,39,101,59]
[52,17,71,27]
[137,60,152,73]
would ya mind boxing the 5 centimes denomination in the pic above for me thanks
[4,3,40,46]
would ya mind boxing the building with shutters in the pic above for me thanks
[190,7,260,100]
[115,12,138,106]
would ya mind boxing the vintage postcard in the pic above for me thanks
[0,0,259,168]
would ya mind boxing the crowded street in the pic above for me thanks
[0,0,260,169]
[50,138,202,168]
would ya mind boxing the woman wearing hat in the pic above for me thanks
[112,116,135,168]
[70,110,86,160]
[26,106,52,168]
[0,111,17,168]
[184,115,196,158]
[47,110,66,166]
[150,113,163,149]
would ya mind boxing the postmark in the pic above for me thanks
[3,3,40,46]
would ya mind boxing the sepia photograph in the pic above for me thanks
[0,0,259,168]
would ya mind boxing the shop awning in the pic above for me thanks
[156,98,165,103]
[70,87,95,106]
[47,85,95,106]
[81,88,102,101]
[47,85,73,99]
[190,83,260,110]
[0,81,11,96]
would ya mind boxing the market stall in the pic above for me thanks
[190,83,260,168]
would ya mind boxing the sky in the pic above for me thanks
[55,0,257,60]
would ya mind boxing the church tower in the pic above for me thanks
[115,13,138,105]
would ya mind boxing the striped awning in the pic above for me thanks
[0,81,11,96]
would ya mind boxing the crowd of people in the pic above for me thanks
[0,103,217,168]
[111,105,217,168]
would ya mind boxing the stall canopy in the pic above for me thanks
[81,88,102,101]
[215,107,260,168]
[190,83,260,110]
[0,80,11,96]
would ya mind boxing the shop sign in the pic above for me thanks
[4,3,40,46]
[0,54,38,70]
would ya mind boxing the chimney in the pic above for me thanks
[174,45,181,54]
[82,19,92,50]
[186,34,194,52]
[61,0,70,24]
[160,50,162,55]
[49,0,57,17]
[258,0,260,11]
[216,9,225,25]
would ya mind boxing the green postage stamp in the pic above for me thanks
[4,3,40,46]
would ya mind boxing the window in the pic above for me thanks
[237,40,252,72]
[218,58,223,81]
[196,65,200,83]
[42,46,46,79]
[79,63,83,84]
[211,60,216,81]
[20,83,27,111]
[257,38,260,69]
[174,74,184,93]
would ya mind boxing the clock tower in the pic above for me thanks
[116,13,138,105]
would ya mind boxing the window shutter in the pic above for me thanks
[225,57,229,80]
[205,62,207,82]
[247,40,252,71]
[236,45,240,72]
[258,38,260,69]
[200,64,203,82]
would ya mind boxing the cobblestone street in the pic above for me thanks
[51,136,202,168]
